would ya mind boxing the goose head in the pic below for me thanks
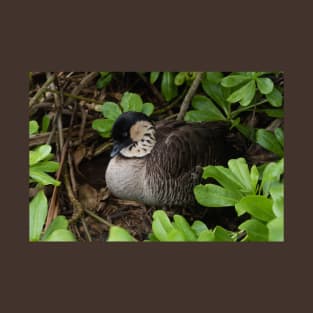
[110,112,156,158]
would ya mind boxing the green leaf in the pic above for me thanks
[185,110,225,122]
[213,226,236,242]
[239,219,268,242]
[250,165,259,193]
[206,72,224,84]
[30,161,59,173]
[29,120,39,135]
[274,128,284,147]
[261,108,284,118]
[235,195,275,222]
[29,168,61,186]
[29,144,52,166]
[227,81,256,106]
[96,73,112,89]
[120,92,143,112]
[197,230,215,241]
[267,217,284,242]
[161,72,178,102]
[228,158,254,193]
[270,183,284,217]
[174,72,186,86]
[41,216,69,241]
[256,77,274,95]
[202,165,246,192]
[41,114,51,133]
[150,72,160,84]
[152,210,175,241]
[256,129,284,157]
[266,87,283,107]
[92,118,114,135]
[221,74,251,87]
[101,101,122,120]
[173,215,197,241]
[261,159,284,196]
[166,229,186,241]
[191,95,225,119]
[142,102,154,116]
[191,220,209,236]
[201,77,229,113]
[107,226,137,242]
[29,190,48,241]
[44,229,76,242]
[194,184,243,207]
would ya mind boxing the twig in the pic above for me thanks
[29,74,56,108]
[153,90,187,115]
[84,208,113,228]
[64,165,84,223]
[64,72,98,107]
[81,217,92,242]
[177,72,204,120]
[136,72,164,104]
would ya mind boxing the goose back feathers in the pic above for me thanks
[105,112,235,207]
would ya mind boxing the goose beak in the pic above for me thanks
[110,142,125,157]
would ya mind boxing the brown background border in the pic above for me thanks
[1,1,312,312]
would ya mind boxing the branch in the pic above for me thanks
[176,72,204,120]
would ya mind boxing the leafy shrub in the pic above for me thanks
[96,72,112,89]
[92,91,155,137]
[107,210,238,242]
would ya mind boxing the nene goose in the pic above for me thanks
[105,111,237,208]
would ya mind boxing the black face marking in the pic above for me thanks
[145,133,153,140]
[146,139,152,144]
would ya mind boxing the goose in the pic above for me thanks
[105,111,237,208]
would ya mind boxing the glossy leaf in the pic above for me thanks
[29,120,39,135]
[197,230,215,241]
[228,158,253,193]
[29,190,48,241]
[213,226,236,242]
[142,102,154,116]
[29,145,52,166]
[235,195,275,222]
[29,168,61,186]
[92,119,114,134]
[194,184,243,207]
[274,128,284,147]
[190,95,226,120]
[239,219,268,241]
[227,81,256,106]
[161,72,178,101]
[152,210,175,241]
[250,165,259,193]
[101,102,122,120]
[267,217,284,242]
[96,73,112,89]
[256,129,284,157]
[120,92,143,112]
[30,161,59,173]
[173,215,197,241]
[269,183,284,217]
[266,87,283,107]
[44,229,76,242]
[261,159,284,196]
[261,108,284,118]
[174,72,186,86]
[41,216,69,241]
[206,72,224,84]
[256,77,274,95]
[184,110,225,122]
[107,226,137,242]
[150,72,160,84]
[166,229,186,241]
[202,165,246,192]
[221,74,251,87]
[191,220,209,236]
[41,114,51,133]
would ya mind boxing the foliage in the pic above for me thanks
[92,91,155,138]
[150,72,197,101]
[107,210,238,242]
[194,157,284,241]
[96,72,113,89]
[29,190,76,242]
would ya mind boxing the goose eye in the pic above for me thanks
[122,131,128,138]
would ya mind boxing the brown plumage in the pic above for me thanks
[105,112,237,208]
